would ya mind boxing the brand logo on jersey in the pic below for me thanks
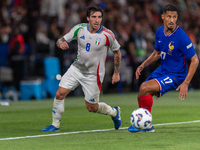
[168,41,174,55]
[80,35,85,40]
[95,37,101,45]
[186,43,192,49]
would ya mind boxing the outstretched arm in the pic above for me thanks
[112,49,121,84]
[56,37,69,50]
[176,54,199,100]
[136,49,160,79]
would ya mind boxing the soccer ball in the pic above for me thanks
[130,108,152,130]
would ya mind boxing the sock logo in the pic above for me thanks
[52,110,56,114]
[89,98,95,102]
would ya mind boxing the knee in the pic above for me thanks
[139,82,147,92]
[139,82,150,96]
[55,90,65,100]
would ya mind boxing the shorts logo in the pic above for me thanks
[95,37,101,45]
[161,80,165,85]
[89,98,95,102]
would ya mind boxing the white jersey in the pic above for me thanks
[63,23,120,82]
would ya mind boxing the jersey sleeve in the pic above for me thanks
[179,33,196,59]
[63,24,85,43]
[108,31,120,51]
[154,29,160,51]
[110,38,120,51]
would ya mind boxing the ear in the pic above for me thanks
[161,14,164,20]
[87,17,89,22]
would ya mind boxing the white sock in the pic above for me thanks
[52,98,65,128]
[97,102,117,117]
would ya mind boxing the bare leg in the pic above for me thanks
[85,101,117,117]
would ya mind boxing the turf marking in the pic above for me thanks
[0,120,200,141]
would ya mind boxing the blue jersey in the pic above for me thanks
[154,26,196,77]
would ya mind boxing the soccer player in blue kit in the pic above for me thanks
[128,4,199,132]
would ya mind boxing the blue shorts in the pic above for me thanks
[145,67,186,98]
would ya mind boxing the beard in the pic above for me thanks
[167,26,173,31]
[167,23,176,31]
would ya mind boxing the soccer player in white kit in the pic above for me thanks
[41,6,122,132]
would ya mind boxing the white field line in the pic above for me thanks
[0,120,200,141]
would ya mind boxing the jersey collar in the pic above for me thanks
[87,24,103,33]
[164,25,179,37]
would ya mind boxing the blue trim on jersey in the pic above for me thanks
[96,25,103,33]
[87,24,103,33]
[87,24,89,32]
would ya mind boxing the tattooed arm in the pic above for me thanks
[112,49,121,84]
[56,37,69,50]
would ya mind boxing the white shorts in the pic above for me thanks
[59,65,101,104]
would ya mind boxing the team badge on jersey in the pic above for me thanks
[168,41,174,55]
[95,37,101,45]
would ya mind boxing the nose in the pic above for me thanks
[170,17,175,22]
[95,17,99,22]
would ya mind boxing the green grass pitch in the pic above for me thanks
[0,90,200,150]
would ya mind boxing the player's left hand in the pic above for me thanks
[176,82,188,100]
[112,73,120,84]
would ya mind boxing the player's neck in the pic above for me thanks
[88,26,100,34]
[89,29,98,34]
[164,25,177,35]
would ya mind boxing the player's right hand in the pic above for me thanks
[176,82,188,100]
[135,65,144,79]
[112,73,120,84]
[60,41,69,50]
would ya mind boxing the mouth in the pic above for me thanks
[94,23,99,27]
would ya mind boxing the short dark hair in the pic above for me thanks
[86,6,103,17]
[163,4,178,14]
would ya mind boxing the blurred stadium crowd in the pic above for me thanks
[1,0,200,96]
